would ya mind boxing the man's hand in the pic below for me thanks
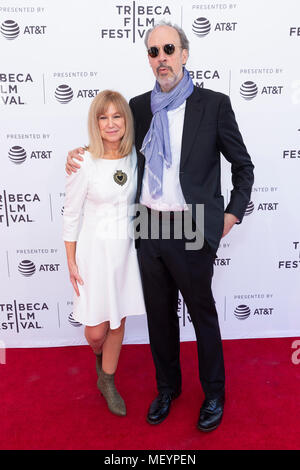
[222,213,239,238]
[66,147,85,175]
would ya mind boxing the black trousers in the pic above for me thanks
[136,208,225,399]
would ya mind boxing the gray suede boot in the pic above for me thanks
[97,369,126,417]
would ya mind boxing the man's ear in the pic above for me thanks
[182,48,189,66]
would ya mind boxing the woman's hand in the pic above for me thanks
[68,262,84,296]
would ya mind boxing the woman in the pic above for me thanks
[63,90,146,417]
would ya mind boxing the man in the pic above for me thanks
[66,22,254,432]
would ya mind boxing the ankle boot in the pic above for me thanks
[95,352,102,377]
[97,369,126,417]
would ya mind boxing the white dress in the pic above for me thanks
[63,148,146,328]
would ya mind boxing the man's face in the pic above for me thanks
[147,25,188,92]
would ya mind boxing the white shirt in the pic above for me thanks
[140,101,188,211]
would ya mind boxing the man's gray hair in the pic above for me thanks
[144,21,190,53]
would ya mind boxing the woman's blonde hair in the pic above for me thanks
[87,90,134,158]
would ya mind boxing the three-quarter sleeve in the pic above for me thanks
[63,153,90,242]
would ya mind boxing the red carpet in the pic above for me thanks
[1,338,300,450]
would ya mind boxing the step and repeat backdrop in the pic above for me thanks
[1,0,300,347]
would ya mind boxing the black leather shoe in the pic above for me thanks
[197,394,225,432]
[147,391,180,425]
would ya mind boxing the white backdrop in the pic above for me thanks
[1,0,300,348]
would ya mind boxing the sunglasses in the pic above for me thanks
[147,43,181,58]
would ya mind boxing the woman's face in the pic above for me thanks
[98,102,126,147]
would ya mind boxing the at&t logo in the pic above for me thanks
[234,305,250,320]
[8,146,26,164]
[243,200,279,217]
[192,17,237,37]
[0,20,19,39]
[244,201,254,216]
[18,259,60,276]
[54,84,99,103]
[0,19,46,40]
[18,260,36,277]
[240,82,258,100]
[55,85,73,104]
[68,312,82,327]
[8,146,52,164]
[214,257,231,266]
[234,304,274,320]
[240,81,283,100]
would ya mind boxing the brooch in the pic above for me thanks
[113,170,127,186]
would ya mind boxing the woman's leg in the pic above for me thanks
[102,317,126,374]
[95,318,127,416]
[84,322,109,355]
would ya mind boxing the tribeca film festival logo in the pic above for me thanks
[0,19,46,40]
[278,242,300,270]
[289,26,300,37]
[99,2,171,42]
[188,69,220,89]
[177,296,192,328]
[0,300,47,332]
[0,191,41,226]
[282,149,300,160]
[7,145,52,164]
[192,17,237,37]
[0,72,34,105]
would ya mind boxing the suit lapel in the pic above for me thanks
[136,93,152,200]
[141,92,152,136]
[136,87,205,196]
[180,87,205,170]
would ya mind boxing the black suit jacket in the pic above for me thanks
[129,86,254,252]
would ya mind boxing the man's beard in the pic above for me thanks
[156,65,183,92]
